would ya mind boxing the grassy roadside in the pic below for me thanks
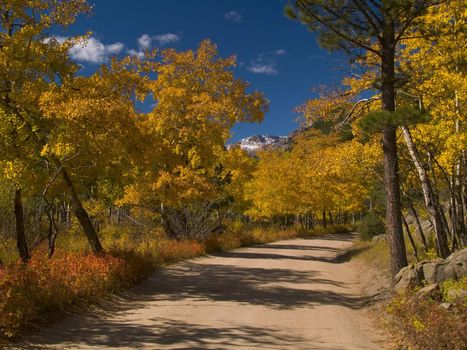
[0,224,350,339]
[348,237,466,350]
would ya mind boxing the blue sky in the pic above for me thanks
[61,0,347,142]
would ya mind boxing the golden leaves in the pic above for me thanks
[115,40,267,208]
[245,132,381,218]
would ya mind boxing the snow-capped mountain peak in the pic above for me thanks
[229,134,289,154]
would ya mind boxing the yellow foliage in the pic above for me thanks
[121,40,268,208]
[246,131,381,218]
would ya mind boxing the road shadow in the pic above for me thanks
[330,246,371,263]
[109,254,371,312]
[314,233,356,242]
[212,250,342,263]
[212,243,368,265]
[253,243,341,252]
[19,317,352,350]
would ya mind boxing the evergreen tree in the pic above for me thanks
[286,0,446,277]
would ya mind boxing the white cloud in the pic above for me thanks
[129,33,181,57]
[106,42,125,54]
[44,35,67,44]
[247,50,287,75]
[69,37,124,63]
[136,33,181,48]
[45,36,124,64]
[137,34,152,50]
[153,33,181,45]
[127,49,145,58]
[224,10,242,23]
[247,62,278,75]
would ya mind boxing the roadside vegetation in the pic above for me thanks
[386,284,466,350]
[353,219,466,350]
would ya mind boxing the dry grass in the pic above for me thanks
[348,239,391,276]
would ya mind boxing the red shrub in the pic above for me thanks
[0,249,149,337]
[156,240,205,264]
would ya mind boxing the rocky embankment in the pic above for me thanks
[394,248,467,301]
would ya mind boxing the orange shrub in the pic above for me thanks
[0,249,149,337]
[155,240,205,264]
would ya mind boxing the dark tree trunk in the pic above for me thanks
[448,194,459,251]
[382,126,408,277]
[48,228,57,259]
[462,151,467,245]
[438,204,453,252]
[47,209,58,259]
[60,168,103,254]
[328,211,334,227]
[407,199,428,252]
[456,181,467,246]
[14,188,30,263]
[402,215,418,262]
[322,209,327,228]
[381,25,407,278]
[454,98,466,246]
[450,170,466,249]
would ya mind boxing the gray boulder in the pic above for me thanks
[395,248,467,293]
[394,263,422,293]
[416,283,441,300]
[445,248,467,278]
[439,302,453,310]
[422,261,445,284]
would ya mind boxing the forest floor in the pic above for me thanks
[8,233,391,350]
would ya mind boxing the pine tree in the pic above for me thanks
[285,0,445,277]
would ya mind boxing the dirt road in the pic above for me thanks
[19,234,388,349]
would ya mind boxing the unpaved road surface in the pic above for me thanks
[16,234,388,349]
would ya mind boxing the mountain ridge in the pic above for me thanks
[228,133,290,154]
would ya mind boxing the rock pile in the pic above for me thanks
[394,248,467,293]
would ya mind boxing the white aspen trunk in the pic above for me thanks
[401,125,450,258]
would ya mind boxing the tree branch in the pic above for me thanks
[296,0,381,56]
[351,0,382,35]
[339,97,380,126]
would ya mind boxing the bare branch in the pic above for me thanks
[339,97,380,126]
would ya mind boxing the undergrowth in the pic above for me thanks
[386,293,466,350]
[0,248,150,337]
